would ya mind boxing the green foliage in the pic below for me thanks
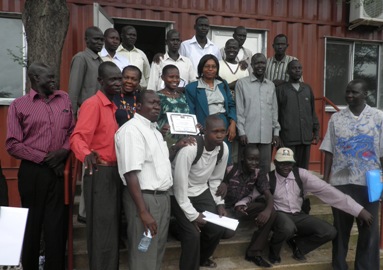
[7,46,27,68]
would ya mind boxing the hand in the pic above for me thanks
[160,123,170,137]
[239,135,248,145]
[44,149,69,168]
[217,204,227,217]
[227,120,236,142]
[255,209,271,227]
[84,151,99,175]
[139,210,158,237]
[234,205,248,216]
[192,213,206,232]
[52,162,65,177]
[239,60,248,70]
[272,136,281,148]
[215,182,227,198]
[312,135,320,145]
[272,79,285,87]
[357,208,373,228]
[196,123,204,134]
[176,136,196,149]
[152,53,164,64]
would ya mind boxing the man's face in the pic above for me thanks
[137,92,161,122]
[194,18,210,38]
[243,148,260,172]
[233,28,247,47]
[272,36,288,56]
[38,68,56,96]
[288,61,302,82]
[224,40,239,61]
[251,55,267,78]
[104,31,120,52]
[275,161,294,177]
[345,82,366,107]
[166,32,181,53]
[86,29,104,53]
[121,28,137,47]
[99,66,122,96]
[204,120,227,147]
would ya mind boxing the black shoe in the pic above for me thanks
[268,254,281,264]
[245,254,272,268]
[77,214,86,224]
[292,248,306,261]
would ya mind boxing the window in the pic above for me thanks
[324,38,383,110]
[0,14,26,105]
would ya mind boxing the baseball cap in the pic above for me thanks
[274,147,296,163]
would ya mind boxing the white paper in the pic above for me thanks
[166,112,199,135]
[0,207,29,265]
[202,211,239,231]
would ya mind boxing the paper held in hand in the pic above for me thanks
[202,211,239,231]
[166,112,199,135]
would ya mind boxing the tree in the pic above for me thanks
[22,0,69,88]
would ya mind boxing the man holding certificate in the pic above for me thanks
[171,115,229,270]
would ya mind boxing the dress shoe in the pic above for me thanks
[268,254,281,264]
[245,254,272,268]
[292,248,307,261]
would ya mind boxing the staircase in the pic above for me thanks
[70,180,383,270]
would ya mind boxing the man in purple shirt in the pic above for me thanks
[6,62,75,270]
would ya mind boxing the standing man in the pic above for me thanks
[70,62,122,270]
[117,25,150,89]
[179,15,222,71]
[320,79,382,270]
[147,29,197,91]
[276,60,319,169]
[265,34,298,87]
[100,28,130,71]
[68,26,104,116]
[236,53,281,173]
[115,90,173,270]
[221,26,253,72]
[6,62,74,270]
[171,115,229,270]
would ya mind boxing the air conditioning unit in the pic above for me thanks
[349,0,383,26]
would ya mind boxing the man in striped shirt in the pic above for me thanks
[265,34,298,87]
[6,62,75,270]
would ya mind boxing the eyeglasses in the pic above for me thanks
[203,65,218,70]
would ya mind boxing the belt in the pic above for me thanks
[142,190,168,195]
[97,160,117,167]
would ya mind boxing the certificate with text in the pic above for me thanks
[166,112,199,135]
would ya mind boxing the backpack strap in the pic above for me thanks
[292,166,304,200]
[192,136,224,165]
[268,170,277,194]
[222,163,238,184]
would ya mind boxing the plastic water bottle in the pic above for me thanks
[137,230,152,252]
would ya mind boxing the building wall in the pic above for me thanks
[1,0,382,205]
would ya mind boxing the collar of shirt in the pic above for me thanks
[85,47,101,60]
[29,88,64,102]
[197,78,222,90]
[271,55,288,63]
[134,112,159,129]
[95,90,117,111]
[163,52,185,62]
[249,73,269,84]
[190,35,215,47]
[275,170,295,185]
[345,104,370,119]
[117,44,138,53]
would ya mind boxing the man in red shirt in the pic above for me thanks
[70,61,122,270]
[6,62,75,270]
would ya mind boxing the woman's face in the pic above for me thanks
[202,59,218,80]
[161,68,180,91]
[122,69,140,94]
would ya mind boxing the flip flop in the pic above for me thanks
[200,258,217,268]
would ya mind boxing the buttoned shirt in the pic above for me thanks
[171,142,229,222]
[320,105,383,186]
[147,52,197,91]
[68,48,103,115]
[220,46,253,73]
[198,79,226,115]
[70,91,118,163]
[115,113,172,190]
[235,73,280,143]
[6,89,74,164]
[179,36,222,71]
[265,55,297,82]
[99,47,130,71]
[117,45,150,88]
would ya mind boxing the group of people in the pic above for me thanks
[4,14,382,270]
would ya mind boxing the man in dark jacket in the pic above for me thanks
[276,60,319,169]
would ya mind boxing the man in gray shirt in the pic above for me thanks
[235,53,281,173]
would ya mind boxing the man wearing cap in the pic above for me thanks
[257,147,373,264]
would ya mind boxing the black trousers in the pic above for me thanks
[171,189,226,270]
[18,160,67,270]
[284,144,311,170]
[0,163,8,206]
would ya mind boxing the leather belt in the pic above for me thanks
[142,190,168,195]
[97,160,117,167]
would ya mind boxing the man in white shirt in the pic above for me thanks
[171,115,229,270]
[147,29,197,91]
[117,25,151,89]
[99,28,130,71]
[179,15,222,71]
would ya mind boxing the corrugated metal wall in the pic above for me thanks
[1,0,383,205]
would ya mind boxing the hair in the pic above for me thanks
[166,29,179,40]
[98,61,119,78]
[104,28,118,38]
[85,26,102,38]
[122,65,142,80]
[205,114,225,130]
[136,89,157,104]
[251,53,266,64]
[225,38,239,47]
[195,15,209,25]
[347,79,368,92]
[243,144,259,157]
[162,64,179,76]
[273,34,288,44]
[197,54,220,79]
[234,26,246,34]
[121,25,136,35]
[27,62,51,83]
[287,59,301,70]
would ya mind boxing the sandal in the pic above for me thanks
[200,258,217,268]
